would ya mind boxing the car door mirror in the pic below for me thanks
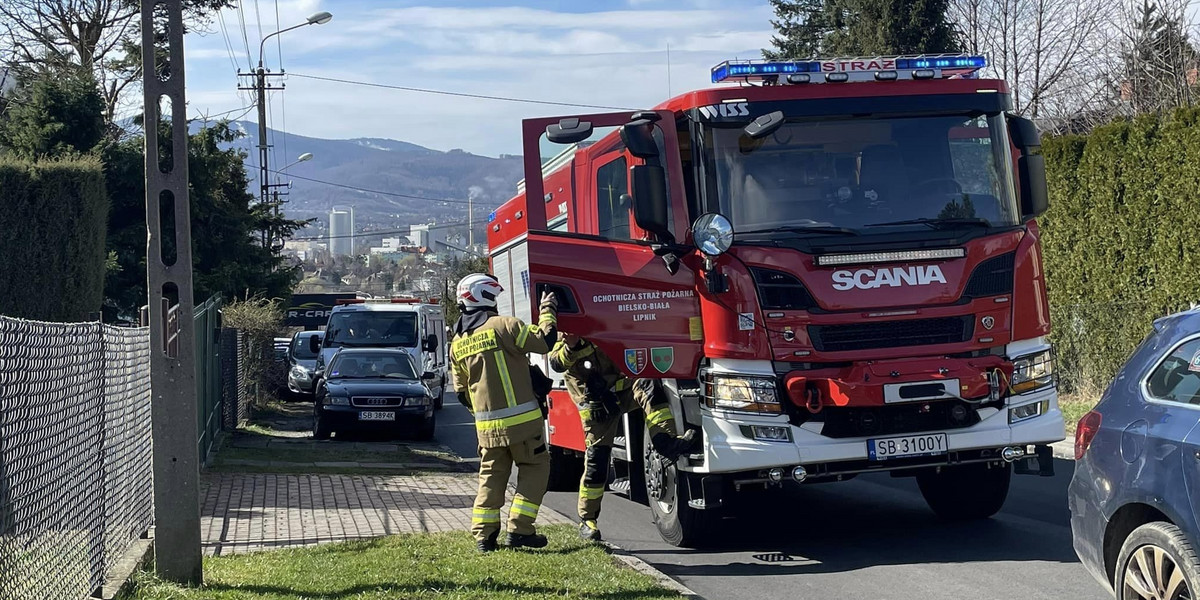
[308,335,321,354]
[422,333,438,352]
[421,371,437,381]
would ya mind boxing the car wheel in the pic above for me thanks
[1116,522,1200,600]
[916,462,1010,520]
[414,411,436,441]
[313,410,332,440]
[644,423,714,548]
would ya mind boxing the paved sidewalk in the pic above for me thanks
[200,472,572,556]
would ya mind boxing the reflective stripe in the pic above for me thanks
[580,485,605,500]
[539,311,557,327]
[475,404,542,431]
[475,401,541,421]
[494,351,517,407]
[516,324,533,348]
[472,508,500,524]
[511,496,540,519]
[612,378,630,392]
[554,343,593,368]
[645,407,673,427]
[578,408,591,421]
[452,329,500,359]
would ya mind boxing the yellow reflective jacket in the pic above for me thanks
[451,308,556,448]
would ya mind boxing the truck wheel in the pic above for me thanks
[547,446,584,492]
[644,424,711,548]
[917,462,1011,520]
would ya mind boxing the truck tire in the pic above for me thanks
[644,424,711,548]
[547,446,584,492]
[917,462,1011,520]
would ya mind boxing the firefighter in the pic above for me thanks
[549,333,696,542]
[450,273,558,553]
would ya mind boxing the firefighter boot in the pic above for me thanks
[579,519,602,542]
[651,429,698,462]
[477,531,499,553]
[506,531,549,549]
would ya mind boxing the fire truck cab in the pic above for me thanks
[487,55,1065,547]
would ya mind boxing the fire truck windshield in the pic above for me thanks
[700,112,1019,236]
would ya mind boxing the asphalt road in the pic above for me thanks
[435,401,1109,600]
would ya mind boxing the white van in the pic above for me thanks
[312,299,448,409]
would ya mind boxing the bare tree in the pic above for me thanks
[0,0,230,124]
[950,0,1109,119]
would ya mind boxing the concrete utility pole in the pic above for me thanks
[141,0,202,584]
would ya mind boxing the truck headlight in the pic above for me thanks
[703,372,781,414]
[1011,349,1054,395]
[290,366,311,381]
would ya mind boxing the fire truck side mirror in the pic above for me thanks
[630,164,671,241]
[621,121,659,160]
[308,335,321,355]
[546,118,594,144]
[1007,115,1049,219]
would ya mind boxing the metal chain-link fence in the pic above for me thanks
[0,318,153,600]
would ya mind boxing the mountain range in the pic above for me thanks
[190,120,524,244]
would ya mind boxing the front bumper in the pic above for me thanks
[320,403,433,430]
[288,374,316,395]
[689,385,1064,476]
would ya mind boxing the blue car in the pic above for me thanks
[1070,307,1200,599]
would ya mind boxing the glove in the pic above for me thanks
[585,372,620,418]
[539,291,558,313]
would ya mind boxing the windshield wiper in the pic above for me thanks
[864,217,992,229]
[737,225,859,237]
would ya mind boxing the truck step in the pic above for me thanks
[612,447,629,462]
[609,478,631,494]
[614,435,628,449]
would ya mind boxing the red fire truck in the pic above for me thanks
[486,54,1064,547]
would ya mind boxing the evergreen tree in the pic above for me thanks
[824,0,962,56]
[0,66,106,158]
[764,0,831,59]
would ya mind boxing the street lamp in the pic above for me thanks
[254,11,332,252]
[280,152,313,172]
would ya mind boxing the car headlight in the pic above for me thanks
[1011,349,1054,394]
[703,372,781,414]
[327,396,349,406]
[290,366,311,381]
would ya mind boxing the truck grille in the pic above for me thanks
[817,400,982,438]
[808,316,974,352]
[962,252,1015,298]
[352,396,406,408]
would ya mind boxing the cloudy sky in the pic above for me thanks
[183,0,775,157]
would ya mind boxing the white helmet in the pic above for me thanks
[456,273,504,309]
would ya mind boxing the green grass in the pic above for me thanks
[1059,391,1098,435]
[124,526,679,600]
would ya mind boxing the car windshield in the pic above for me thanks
[291,335,321,359]
[328,352,418,380]
[326,312,418,348]
[700,112,1019,235]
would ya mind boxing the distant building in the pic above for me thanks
[408,223,467,259]
[329,206,354,257]
[283,240,329,262]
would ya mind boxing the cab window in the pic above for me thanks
[1146,337,1200,405]
[596,156,631,240]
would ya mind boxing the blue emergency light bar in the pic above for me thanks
[711,54,987,84]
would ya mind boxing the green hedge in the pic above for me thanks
[0,157,108,321]
[1042,108,1200,390]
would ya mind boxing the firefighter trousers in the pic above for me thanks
[472,434,550,541]
[578,378,677,522]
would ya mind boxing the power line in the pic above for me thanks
[291,220,473,242]
[216,10,243,72]
[253,0,265,56]
[235,3,253,67]
[289,73,641,111]
[246,164,504,207]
